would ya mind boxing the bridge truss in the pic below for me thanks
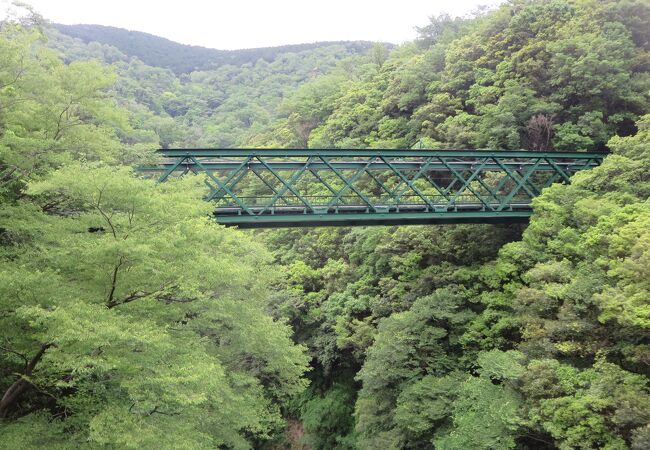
[140,149,605,227]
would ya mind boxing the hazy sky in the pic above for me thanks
[2,0,504,50]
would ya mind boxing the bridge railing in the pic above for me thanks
[139,149,605,227]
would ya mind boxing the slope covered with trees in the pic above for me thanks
[47,25,376,148]
[253,1,650,448]
[54,24,379,74]
[1,1,649,449]
[258,0,648,151]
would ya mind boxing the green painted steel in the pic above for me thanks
[142,149,605,227]
[215,211,533,228]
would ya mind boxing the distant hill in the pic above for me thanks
[54,24,382,74]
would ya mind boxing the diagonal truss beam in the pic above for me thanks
[320,157,377,211]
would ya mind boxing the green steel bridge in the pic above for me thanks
[141,149,605,228]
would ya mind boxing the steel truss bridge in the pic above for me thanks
[141,149,605,228]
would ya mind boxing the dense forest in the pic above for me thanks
[53,24,381,75]
[1,1,649,449]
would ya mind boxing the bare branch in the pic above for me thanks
[106,284,194,310]
[94,187,117,239]
[146,405,180,416]
[0,344,29,368]
[106,255,126,307]
[0,54,26,91]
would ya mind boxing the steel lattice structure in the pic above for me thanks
[140,149,605,227]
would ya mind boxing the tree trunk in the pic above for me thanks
[0,343,51,418]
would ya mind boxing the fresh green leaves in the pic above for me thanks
[1,163,309,447]
[0,21,309,448]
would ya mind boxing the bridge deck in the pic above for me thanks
[141,149,605,227]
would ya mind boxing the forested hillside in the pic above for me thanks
[1,1,649,449]
[54,24,379,74]
[46,25,375,148]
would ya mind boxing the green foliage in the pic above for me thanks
[0,164,309,447]
[2,1,650,448]
[393,372,465,444]
[433,376,521,450]
[260,0,650,151]
[524,359,650,450]
[477,349,526,381]
[499,115,650,449]
[354,289,476,448]
[0,20,308,448]
[55,23,379,74]
[300,382,358,450]
[261,18,650,444]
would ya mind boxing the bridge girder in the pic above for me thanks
[141,149,605,227]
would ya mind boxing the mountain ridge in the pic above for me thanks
[54,23,387,74]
